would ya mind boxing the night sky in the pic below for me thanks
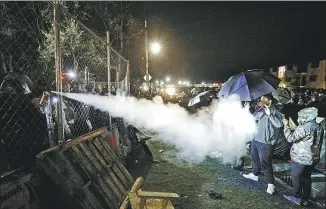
[130,2,326,82]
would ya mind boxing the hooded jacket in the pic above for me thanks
[253,106,284,145]
[284,107,324,165]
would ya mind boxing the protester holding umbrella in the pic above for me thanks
[243,94,284,195]
[219,69,284,178]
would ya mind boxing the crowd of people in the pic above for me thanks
[288,87,326,105]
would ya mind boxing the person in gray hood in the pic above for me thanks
[282,107,324,206]
[243,94,284,195]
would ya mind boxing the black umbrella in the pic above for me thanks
[218,70,281,101]
[188,91,215,107]
[246,69,281,88]
[272,88,292,104]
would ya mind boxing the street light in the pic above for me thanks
[151,42,161,55]
[68,71,76,79]
[178,81,182,85]
[166,77,171,82]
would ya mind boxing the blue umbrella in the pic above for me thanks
[219,70,281,101]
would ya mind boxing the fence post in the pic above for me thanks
[54,1,64,143]
[106,30,112,127]
[106,30,111,96]
[126,60,130,95]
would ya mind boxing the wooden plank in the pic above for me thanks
[36,127,107,159]
[130,177,144,193]
[41,151,91,209]
[68,147,116,209]
[96,138,134,184]
[119,177,144,209]
[86,140,127,195]
[93,138,132,188]
[78,143,123,202]
[57,150,101,209]
[63,128,107,149]
[137,191,179,199]
[127,192,175,209]
[119,196,130,209]
[37,127,137,209]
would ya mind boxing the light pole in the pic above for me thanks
[145,20,162,89]
[145,21,149,88]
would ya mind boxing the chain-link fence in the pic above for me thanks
[0,1,132,175]
[0,2,52,175]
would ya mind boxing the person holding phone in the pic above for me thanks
[243,94,284,195]
[282,107,324,206]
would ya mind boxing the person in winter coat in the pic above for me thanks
[243,94,284,195]
[282,107,324,206]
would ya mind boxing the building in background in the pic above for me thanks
[269,60,326,89]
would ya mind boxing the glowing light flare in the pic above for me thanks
[51,97,58,103]
[143,85,149,91]
[151,42,161,54]
[68,71,76,78]
[166,77,171,82]
[166,86,176,96]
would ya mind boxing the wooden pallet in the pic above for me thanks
[120,177,179,209]
[36,127,134,209]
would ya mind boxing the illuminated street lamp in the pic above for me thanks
[166,77,171,82]
[68,71,76,79]
[178,81,182,85]
[151,42,161,55]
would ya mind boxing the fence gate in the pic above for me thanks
[36,127,134,209]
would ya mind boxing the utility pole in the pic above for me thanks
[145,20,149,88]
[54,1,64,143]
[106,30,111,96]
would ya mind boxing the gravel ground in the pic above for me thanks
[135,139,311,209]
